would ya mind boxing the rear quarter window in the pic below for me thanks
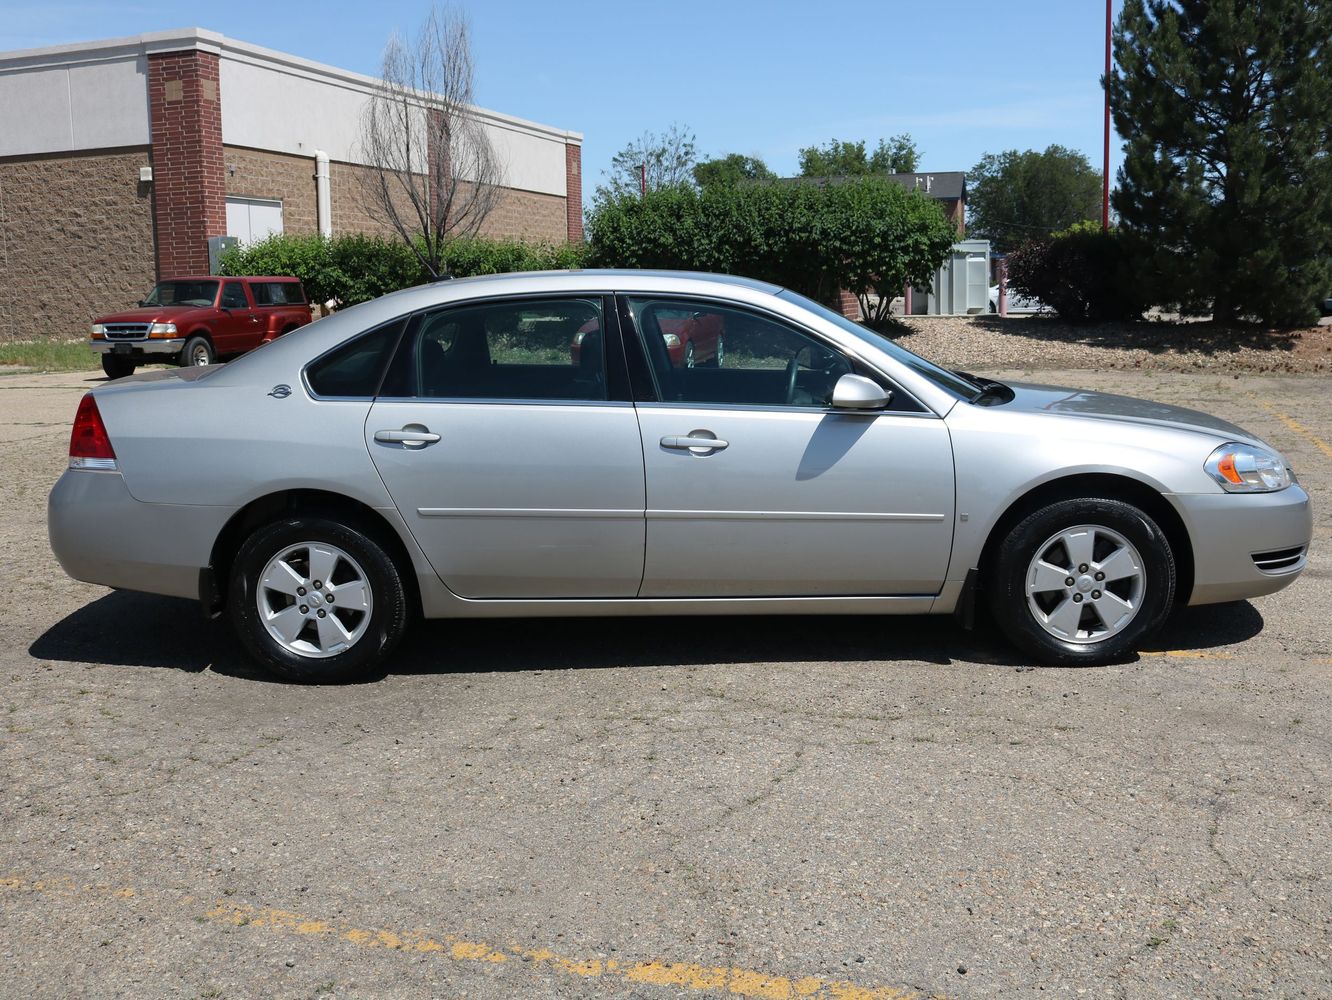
[305,319,406,398]
[251,281,306,305]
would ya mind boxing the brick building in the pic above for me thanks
[0,29,584,340]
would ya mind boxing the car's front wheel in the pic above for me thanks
[229,517,409,682]
[988,498,1175,665]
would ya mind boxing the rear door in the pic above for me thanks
[364,294,646,599]
[623,295,955,598]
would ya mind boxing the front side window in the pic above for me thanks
[626,297,853,408]
[395,297,607,401]
[142,280,219,308]
[220,282,249,309]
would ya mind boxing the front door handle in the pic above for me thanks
[661,432,728,452]
[374,426,441,447]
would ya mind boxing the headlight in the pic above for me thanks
[572,330,588,345]
[90,323,106,338]
[147,322,177,337]
[1204,442,1291,492]
[662,333,681,348]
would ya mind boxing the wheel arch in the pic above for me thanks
[205,488,422,618]
[976,473,1194,606]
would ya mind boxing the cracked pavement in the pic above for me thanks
[0,367,1329,999]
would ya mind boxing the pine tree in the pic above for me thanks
[1111,0,1332,325]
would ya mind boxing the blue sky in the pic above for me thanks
[2,0,1123,188]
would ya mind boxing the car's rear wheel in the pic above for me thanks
[100,355,135,379]
[229,516,409,682]
[181,335,214,367]
[988,498,1175,665]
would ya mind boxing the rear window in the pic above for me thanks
[251,281,306,305]
[305,320,406,398]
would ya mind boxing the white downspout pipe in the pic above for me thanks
[314,150,332,239]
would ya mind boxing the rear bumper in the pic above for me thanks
[48,469,235,600]
[1175,485,1313,605]
[91,338,184,357]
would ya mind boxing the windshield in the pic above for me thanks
[142,280,219,308]
[777,289,980,400]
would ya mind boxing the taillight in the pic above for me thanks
[69,394,117,471]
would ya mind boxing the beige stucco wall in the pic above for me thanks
[0,148,156,340]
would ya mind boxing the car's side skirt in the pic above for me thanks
[419,588,939,618]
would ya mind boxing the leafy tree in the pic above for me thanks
[798,134,919,177]
[585,177,956,323]
[869,135,920,174]
[693,153,776,188]
[967,146,1103,251]
[1112,0,1332,325]
[595,124,697,204]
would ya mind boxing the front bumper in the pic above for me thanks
[48,468,235,600]
[1175,484,1313,605]
[91,338,184,356]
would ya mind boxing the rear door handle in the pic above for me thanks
[374,427,441,446]
[661,433,728,452]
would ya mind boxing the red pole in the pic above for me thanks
[1102,0,1112,229]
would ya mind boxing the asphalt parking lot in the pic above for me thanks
[1,365,1329,1000]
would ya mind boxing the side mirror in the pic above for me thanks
[831,373,892,411]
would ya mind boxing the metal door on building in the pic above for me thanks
[225,197,284,245]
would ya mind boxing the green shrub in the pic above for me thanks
[1006,224,1143,322]
[585,178,958,323]
[220,233,587,308]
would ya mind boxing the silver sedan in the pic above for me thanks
[49,270,1312,681]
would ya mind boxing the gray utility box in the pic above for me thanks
[910,239,991,315]
[208,235,239,275]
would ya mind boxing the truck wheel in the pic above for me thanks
[100,355,135,379]
[181,335,214,367]
[228,516,410,683]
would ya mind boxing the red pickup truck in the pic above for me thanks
[91,275,313,379]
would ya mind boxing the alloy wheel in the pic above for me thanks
[256,541,373,658]
[1024,524,1145,644]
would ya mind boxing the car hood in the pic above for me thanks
[1000,380,1261,444]
[95,306,204,323]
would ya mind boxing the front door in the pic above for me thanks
[365,295,646,599]
[216,280,258,354]
[624,296,955,598]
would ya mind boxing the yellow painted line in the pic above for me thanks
[1,875,942,1000]
[1139,650,1233,660]
[1254,400,1332,459]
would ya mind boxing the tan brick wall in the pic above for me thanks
[0,148,156,341]
[477,186,566,244]
[222,146,318,234]
[329,159,568,244]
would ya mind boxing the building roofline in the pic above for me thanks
[0,28,582,146]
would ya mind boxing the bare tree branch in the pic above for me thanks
[357,3,503,278]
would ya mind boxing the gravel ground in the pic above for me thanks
[892,315,1332,375]
[0,363,1329,1000]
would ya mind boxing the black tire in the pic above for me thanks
[180,334,214,367]
[101,354,136,379]
[987,498,1175,666]
[229,516,410,683]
